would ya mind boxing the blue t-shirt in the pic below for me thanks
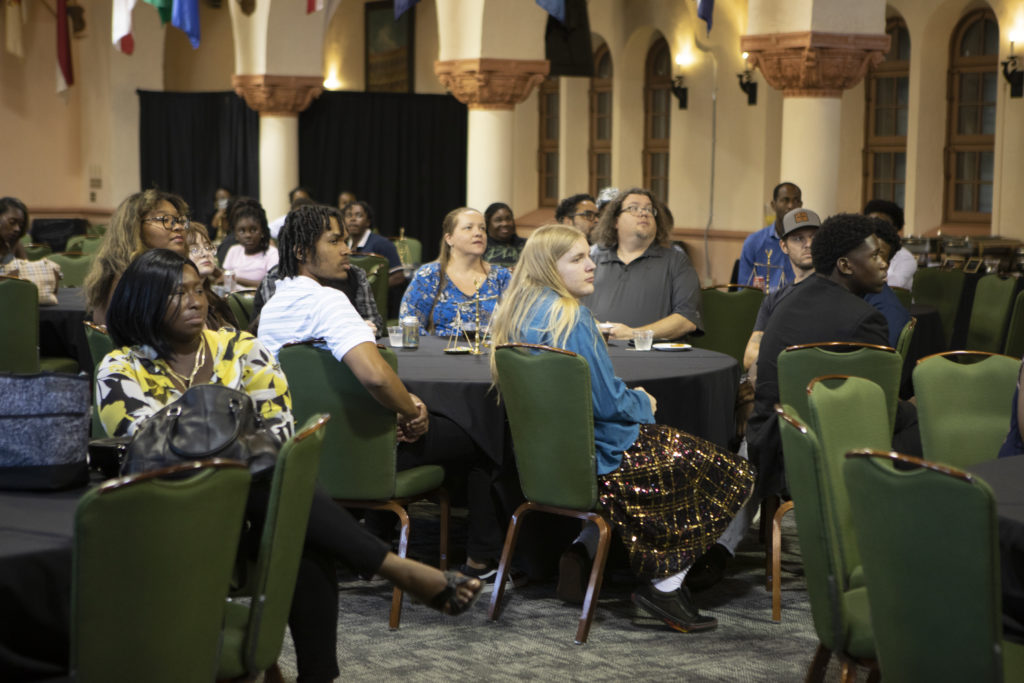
[863,284,910,348]
[399,261,511,336]
[517,290,655,475]
[355,232,403,271]
[738,224,795,292]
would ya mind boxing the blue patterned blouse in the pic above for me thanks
[399,261,511,336]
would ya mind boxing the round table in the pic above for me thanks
[393,336,739,465]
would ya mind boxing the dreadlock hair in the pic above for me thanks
[278,204,340,278]
[227,197,271,253]
[811,213,876,276]
[554,193,595,222]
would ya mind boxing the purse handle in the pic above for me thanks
[166,396,246,459]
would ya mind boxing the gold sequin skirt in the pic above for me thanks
[598,424,755,579]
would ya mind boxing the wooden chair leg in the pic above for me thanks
[771,500,795,622]
[804,643,832,683]
[435,488,450,571]
[264,663,285,683]
[839,660,857,683]
[388,503,412,630]
[762,495,779,590]
[575,514,611,645]
[488,502,530,622]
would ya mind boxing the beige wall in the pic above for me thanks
[164,2,234,90]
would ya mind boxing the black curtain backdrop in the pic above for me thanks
[138,90,259,225]
[299,91,467,262]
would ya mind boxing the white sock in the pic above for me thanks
[651,567,689,593]
[573,523,600,559]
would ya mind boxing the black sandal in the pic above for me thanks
[427,570,483,616]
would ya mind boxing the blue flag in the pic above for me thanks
[536,0,565,25]
[395,0,419,20]
[172,0,200,48]
[697,0,713,34]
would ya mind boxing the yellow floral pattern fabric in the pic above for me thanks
[96,327,293,442]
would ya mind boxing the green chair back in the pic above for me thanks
[280,342,423,499]
[891,286,912,310]
[895,317,916,363]
[228,290,256,330]
[395,235,422,266]
[65,235,103,254]
[1005,290,1024,359]
[778,342,902,433]
[844,451,1009,682]
[495,344,598,510]
[0,276,40,373]
[689,285,765,365]
[219,415,328,679]
[912,351,1019,468]
[48,252,95,288]
[23,242,52,261]
[84,322,116,437]
[351,252,389,321]
[87,223,107,237]
[71,460,251,683]
[966,273,1018,353]
[911,268,965,348]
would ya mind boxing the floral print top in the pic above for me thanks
[399,261,511,336]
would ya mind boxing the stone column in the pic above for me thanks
[741,32,889,216]
[232,75,323,219]
[434,58,549,210]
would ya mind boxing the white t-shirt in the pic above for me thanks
[887,247,918,291]
[222,244,279,286]
[257,275,375,361]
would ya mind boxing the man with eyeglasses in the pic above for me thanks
[582,187,702,341]
[555,193,599,243]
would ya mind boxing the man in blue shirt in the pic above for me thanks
[737,182,802,292]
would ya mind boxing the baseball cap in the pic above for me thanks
[781,208,822,238]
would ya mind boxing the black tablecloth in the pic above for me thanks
[39,288,90,374]
[969,457,1024,643]
[901,303,945,398]
[394,336,739,465]
[0,488,84,680]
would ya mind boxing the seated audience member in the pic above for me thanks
[1000,357,1024,458]
[343,200,404,286]
[738,182,802,292]
[259,204,510,581]
[251,206,385,337]
[267,185,312,241]
[481,202,526,267]
[582,187,702,341]
[555,193,599,242]
[221,198,279,290]
[742,208,822,381]
[97,248,482,683]
[185,222,237,330]
[337,190,357,212]
[864,198,916,290]
[0,196,30,267]
[84,189,191,326]
[864,217,911,348]
[400,207,512,336]
[205,186,232,242]
[490,224,754,632]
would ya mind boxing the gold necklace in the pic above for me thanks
[165,337,207,389]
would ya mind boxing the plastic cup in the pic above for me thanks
[598,323,614,342]
[388,326,403,347]
[633,329,654,351]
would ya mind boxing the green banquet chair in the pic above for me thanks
[47,251,95,288]
[227,290,256,330]
[894,317,916,364]
[911,268,965,349]
[83,321,115,438]
[689,284,765,365]
[350,252,389,322]
[1004,290,1024,359]
[0,275,78,373]
[966,273,1018,353]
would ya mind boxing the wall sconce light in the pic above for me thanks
[1003,39,1024,98]
[737,52,757,105]
[671,75,688,109]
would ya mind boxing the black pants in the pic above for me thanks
[244,482,389,683]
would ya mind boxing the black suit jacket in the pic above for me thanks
[746,275,888,495]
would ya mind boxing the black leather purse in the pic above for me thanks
[122,384,279,478]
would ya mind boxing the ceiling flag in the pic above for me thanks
[535,0,565,25]
[172,0,200,48]
[57,0,74,93]
[113,0,137,54]
[697,0,713,34]
[307,0,323,14]
[143,0,172,24]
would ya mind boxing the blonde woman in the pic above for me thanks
[84,189,190,325]
[490,224,754,633]
[399,207,511,336]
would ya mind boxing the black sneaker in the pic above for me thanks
[631,584,718,632]
[685,543,730,593]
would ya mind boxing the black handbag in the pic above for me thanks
[122,384,279,478]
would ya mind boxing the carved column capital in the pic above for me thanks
[232,74,324,115]
[434,58,550,110]
[740,32,890,97]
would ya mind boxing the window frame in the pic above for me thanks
[537,76,560,207]
[589,44,613,196]
[863,18,909,208]
[643,37,672,203]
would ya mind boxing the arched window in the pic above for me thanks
[644,37,672,203]
[864,18,910,206]
[589,45,613,195]
[946,10,999,223]
[538,77,560,207]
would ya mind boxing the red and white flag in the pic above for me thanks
[56,0,73,93]
[5,0,25,58]
[112,0,137,54]
[307,0,324,14]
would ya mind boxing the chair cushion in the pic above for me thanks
[394,465,445,498]
[40,356,79,374]
[843,586,876,660]
[1003,639,1024,682]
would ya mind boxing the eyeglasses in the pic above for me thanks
[189,244,215,257]
[620,205,657,217]
[572,211,599,221]
[144,215,190,231]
